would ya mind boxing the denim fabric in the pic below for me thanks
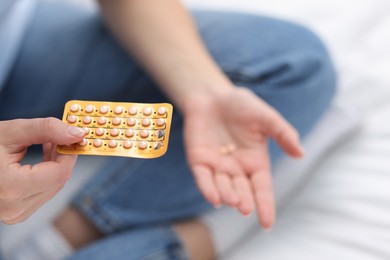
[0,0,36,90]
[0,1,336,259]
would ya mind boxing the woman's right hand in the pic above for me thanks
[0,118,85,224]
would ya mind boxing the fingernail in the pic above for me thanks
[68,126,85,137]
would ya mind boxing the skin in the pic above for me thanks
[0,118,85,224]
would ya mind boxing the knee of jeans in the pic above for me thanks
[261,20,337,119]
[276,25,338,133]
[195,12,337,101]
[287,23,337,99]
[291,26,337,122]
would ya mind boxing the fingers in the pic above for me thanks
[214,158,253,211]
[29,154,77,187]
[192,157,273,223]
[1,159,72,224]
[0,118,80,224]
[195,169,251,213]
[43,143,57,162]
[261,109,304,158]
[193,159,257,216]
[215,173,240,207]
[19,153,77,194]
[192,165,221,207]
[233,175,255,216]
[1,118,85,149]
[54,151,78,167]
[251,171,275,229]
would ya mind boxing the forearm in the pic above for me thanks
[98,0,232,110]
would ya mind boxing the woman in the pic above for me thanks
[0,0,336,259]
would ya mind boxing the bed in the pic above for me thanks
[2,0,390,259]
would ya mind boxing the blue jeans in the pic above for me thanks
[0,1,336,259]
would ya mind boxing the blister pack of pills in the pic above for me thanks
[57,100,173,159]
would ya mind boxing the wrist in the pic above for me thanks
[168,72,235,112]
[180,83,237,120]
[180,82,233,113]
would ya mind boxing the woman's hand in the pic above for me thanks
[184,88,304,229]
[0,118,85,224]
[99,0,303,230]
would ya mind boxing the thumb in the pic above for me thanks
[1,117,85,147]
[262,109,305,158]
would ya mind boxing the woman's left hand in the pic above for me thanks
[183,87,304,229]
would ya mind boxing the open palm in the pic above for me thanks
[184,88,304,229]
